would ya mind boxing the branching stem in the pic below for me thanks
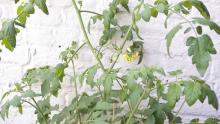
[72,0,106,72]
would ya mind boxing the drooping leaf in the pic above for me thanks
[186,35,216,76]
[165,24,182,56]
[0,20,17,51]
[34,0,49,15]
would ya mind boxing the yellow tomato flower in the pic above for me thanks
[123,52,140,62]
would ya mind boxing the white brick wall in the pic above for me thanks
[0,0,220,123]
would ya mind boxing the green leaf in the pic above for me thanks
[165,24,182,56]
[55,63,66,82]
[34,0,49,15]
[0,101,10,120]
[190,118,199,124]
[99,72,116,98]
[166,83,181,108]
[181,0,210,19]
[193,17,220,35]
[120,0,129,12]
[184,81,201,106]
[21,90,39,98]
[186,35,216,76]
[24,3,35,14]
[0,20,17,51]
[17,3,35,25]
[144,115,155,124]
[94,101,112,111]
[168,69,183,76]
[121,25,133,40]
[199,83,218,110]
[100,28,117,46]
[15,0,19,4]
[141,4,151,22]
[10,96,21,107]
[41,80,50,96]
[204,118,220,124]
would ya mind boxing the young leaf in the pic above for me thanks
[55,63,66,82]
[193,17,220,35]
[186,35,216,76]
[34,0,49,15]
[183,81,201,106]
[165,24,182,56]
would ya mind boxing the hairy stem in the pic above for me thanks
[72,0,106,72]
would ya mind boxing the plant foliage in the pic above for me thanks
[0,0,219,124]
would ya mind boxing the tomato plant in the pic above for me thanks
[0,0,219,124]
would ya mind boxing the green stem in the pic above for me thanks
[170,9,198,38]
[80,10,102,16]
[110,0,144,70]
[170,100,185,124]
[71,60,82,124]
[116,79,132,111]
[66,43,86,65]
[31,98,48,124]
[72,0,106,72]
[126,87,151,124]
